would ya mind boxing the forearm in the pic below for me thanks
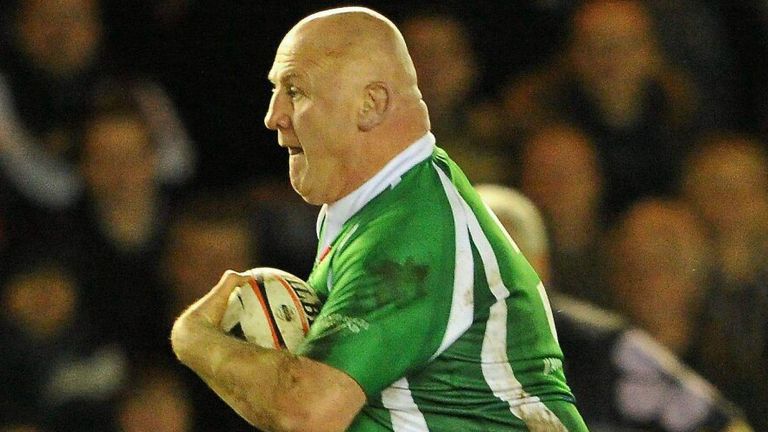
[0,74,82,208]
[132,80,196,185]
[0,139,82,208]
[171,313,297,430]
[170,271,364,432]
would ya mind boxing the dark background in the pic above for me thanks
[102,0,574,189]
[95,0,767,191]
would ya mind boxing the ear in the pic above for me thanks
[357,82,389,132]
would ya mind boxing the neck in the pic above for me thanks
[356,99,429,187]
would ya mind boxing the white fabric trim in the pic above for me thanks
[315,204,328,240]
[483,201,521,254]
[381,377,430,432]
[536,281,560,344]
[318,132,435,250]
[463,188,568,431]
[431,164,475,360]
[326,223,359,293]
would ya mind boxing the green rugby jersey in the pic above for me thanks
[296,133,586,431]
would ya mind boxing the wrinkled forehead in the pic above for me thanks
[269,10,415,89]
[269,24,344,82]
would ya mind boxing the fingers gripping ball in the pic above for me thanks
[220,268,322,352]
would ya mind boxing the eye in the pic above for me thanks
[286,85,302,100]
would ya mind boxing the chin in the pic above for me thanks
[291,181,321,206]
[297,192,323,206]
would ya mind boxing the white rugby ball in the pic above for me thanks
[220,267,321,351]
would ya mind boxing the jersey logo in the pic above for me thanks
[543,357,563,375]
[314,313,370,336]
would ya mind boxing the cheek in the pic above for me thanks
[294,101,333,132]
[291,103,325,150]
[296,106,349,158]
[299,91,356,129]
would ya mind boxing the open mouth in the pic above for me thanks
[287,146,304,156]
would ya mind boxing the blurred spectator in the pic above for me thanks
[605,199,710,358]
[477,184,753,432]
[681,133,768,290]
[0,181,9,275]
[162,193,258,319]
[400,12,511,184]
[518,122,607,307]
[71,81,174,361]
[504,0,700,221]
[475,184,551,283]
[0,255,128,431]
[161,193,257,431]
[249,182,318,278]
[680,132,768,430]
[160,189,316,430]
[0,0,194,216]
[115,364,193,432]
[401,13,477,131]
[646,0,739,128]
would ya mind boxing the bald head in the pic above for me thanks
[476,185,548,260]
[280,7,420,99]
[476,184,551,284]
[265,7,430,205]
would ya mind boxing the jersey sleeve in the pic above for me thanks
[296,210,457,396]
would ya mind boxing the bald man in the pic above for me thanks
[171,7,586,432]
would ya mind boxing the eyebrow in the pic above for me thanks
[268,70,301,85]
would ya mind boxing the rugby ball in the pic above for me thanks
[220,267,321,351]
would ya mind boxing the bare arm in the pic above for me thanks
[0,74,82,208]
[171,271,366,432]
[132,81,196,185]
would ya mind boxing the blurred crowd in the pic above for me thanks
[0,0,766,431]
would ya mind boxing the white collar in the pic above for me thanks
[316,132,435,249]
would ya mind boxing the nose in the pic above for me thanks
[264,91,291,131]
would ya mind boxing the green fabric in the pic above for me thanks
[297,147,586,431]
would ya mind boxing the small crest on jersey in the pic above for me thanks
[543,357,563,375]
[315,313,370,335]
